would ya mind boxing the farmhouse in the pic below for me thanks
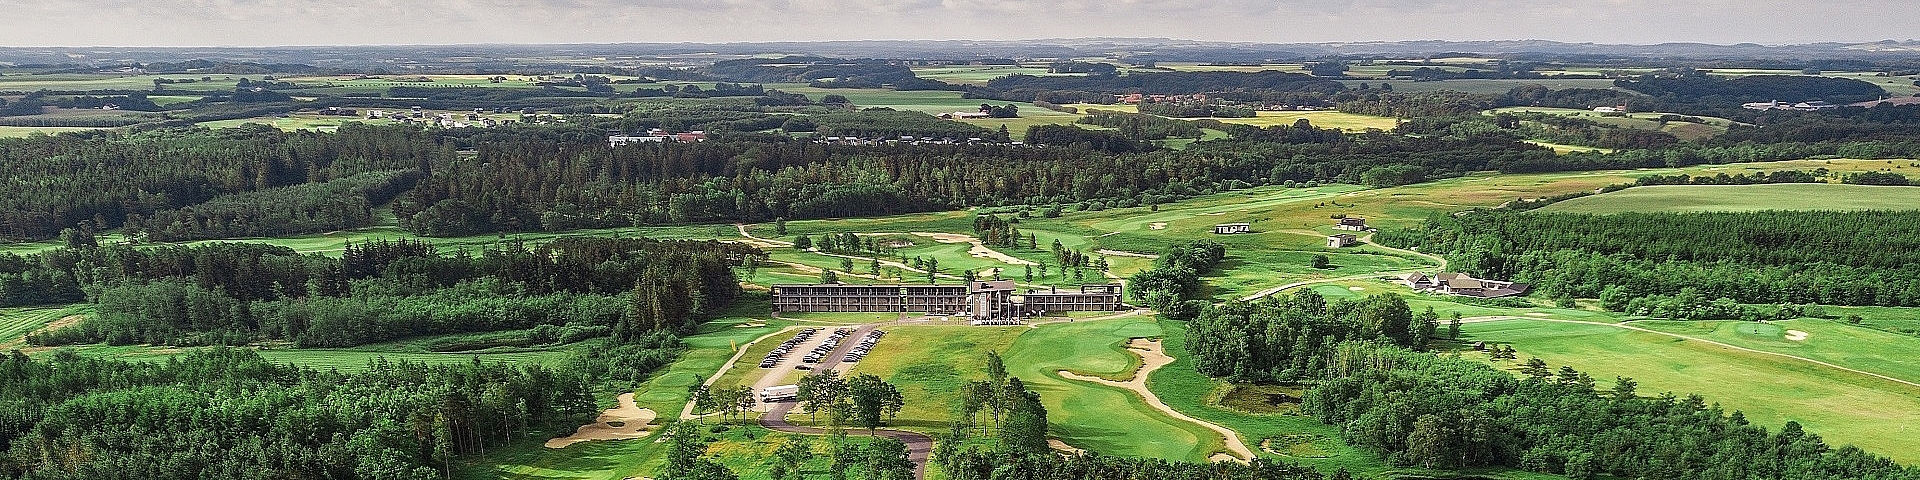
[1398,272,1530,298]
[1327,234,1358,248]
[1213,223,1252,234]
[940,111,991,119]
[770,281,1123,322]
[1333,217,1370,231]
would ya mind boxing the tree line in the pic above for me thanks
[1376,209,1920,308]
[10,236,757,347]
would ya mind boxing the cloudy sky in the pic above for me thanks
[5,0,1916,47]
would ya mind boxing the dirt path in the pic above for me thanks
[1094,249,1158,259]
[911,232,1035,266]
[1055,338,1256,462]
[1461,316,1920,390]
[545,393,656,448]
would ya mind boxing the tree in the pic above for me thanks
[798,370,848,426]
[774,217,788,236]
[841,257,855,273]
[847,373,904,434]
[1310,254,1331,269]
[659,422,740,480]
[820,269,839,284]
[998,377,1049,453]
[1414,307,1440,349]
[772,436,812,480]
[984,351,1009,430]
[1447,312,1463,340]
[863,436,917,480]
[793,235,812,251]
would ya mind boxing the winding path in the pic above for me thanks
[1462,316,1920,390]
[1055,338,1257,462]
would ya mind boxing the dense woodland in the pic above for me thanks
[1376,210,1920,311]
[6,237,756,347]
[0,348,607,479]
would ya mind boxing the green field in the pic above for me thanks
[1487,106,1736,141]
[908,65,1062,84]
[1462,318,1920,463]
[0,305,88,347]
[1066,104,1401,131]
[1534,183,1920,214]
[0,126,110,137]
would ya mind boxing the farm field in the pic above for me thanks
[908,65,1061,84]
[1487,106,1736,140]
[0,126,108,137]
[1461,318,1920,464]
[0,305,89,347]
[1533,183,1920,214]
[1065,103,1401,131]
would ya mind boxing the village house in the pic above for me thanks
[1213,223,1252,234]
[1327,234,1358,248]
[1398,272,1530,298]
[1333,217,1370,231]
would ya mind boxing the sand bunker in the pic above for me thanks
[1047,439,1085,455]
[1347,286,1365,291]
[1056,339,1256,462]
[545,393,656,448]
[1148,222,1167,230]
[911,232,1035,266]
[1785,330,1810,341]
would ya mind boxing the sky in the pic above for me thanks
[4,0,1917,47]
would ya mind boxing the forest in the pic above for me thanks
[1374,210,1920,309]
[7,236,758,347]
[0,348,611,480]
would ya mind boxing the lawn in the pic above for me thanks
[1533,183,1920,214]
[908,65,1059,85]
[1461,318,1920,464]
[997,317,1227,461]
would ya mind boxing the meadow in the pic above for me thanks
[1534,183,1920,214]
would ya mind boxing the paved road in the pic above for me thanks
[756,324,935,480]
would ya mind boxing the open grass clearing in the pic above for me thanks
[1533,183,1920,214]
[1462,318,1920,464]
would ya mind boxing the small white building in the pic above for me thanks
[1333,217,1370,231]
[1213,223,1252,234]
[1327,234,1358,248]
[609,135,668,147]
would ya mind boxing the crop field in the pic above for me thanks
[1064,103,1402,131]
[1349,78,1621,94]
[0,126,108,137]
[0,305,89,347]
[1462,318,1920,463]
[1533,183,1920,214]
[908,65,1060,84]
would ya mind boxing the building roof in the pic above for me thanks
[1338,217,1368,225]
[1400,272,1429,283]
[1216,223,1251,227]
[969,280,1018,292]
[1329,233,1357,240]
